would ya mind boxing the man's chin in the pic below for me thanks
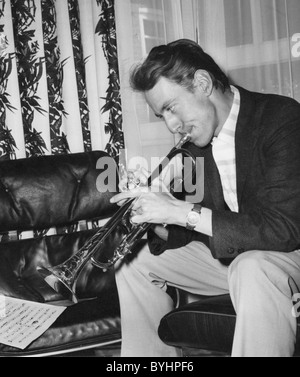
[192,139,210,148]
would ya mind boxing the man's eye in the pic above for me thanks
[167,106,175,113]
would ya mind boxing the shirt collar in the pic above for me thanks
[211,86,240,146]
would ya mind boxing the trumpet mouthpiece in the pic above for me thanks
[182,133,191,142]
[175,133,191,148]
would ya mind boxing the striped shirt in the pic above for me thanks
[211,86,240,213]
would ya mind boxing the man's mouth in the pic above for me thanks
[180,126,193,139]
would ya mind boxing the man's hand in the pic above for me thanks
[112,166,192,227]
[110,188,191,227]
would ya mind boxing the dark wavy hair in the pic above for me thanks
[130,39,230,93]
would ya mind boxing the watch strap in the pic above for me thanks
[192,203,202,214]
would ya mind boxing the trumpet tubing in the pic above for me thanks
[37,134,196,303]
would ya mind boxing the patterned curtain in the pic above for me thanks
[0,0,124,242]
[0,0,124,161]
[95,0,124,159]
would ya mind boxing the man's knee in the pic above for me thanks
[228,250,294,297]
[228,250,274,286]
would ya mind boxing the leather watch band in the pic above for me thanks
[192,204,202,214]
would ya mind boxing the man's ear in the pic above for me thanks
[193,70,213,96]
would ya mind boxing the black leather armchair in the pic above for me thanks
[0,151,121,356]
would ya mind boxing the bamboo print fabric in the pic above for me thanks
[0,0,124,160]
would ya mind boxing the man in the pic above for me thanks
[111,39,300,357]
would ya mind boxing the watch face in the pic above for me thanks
[187,212,200,225]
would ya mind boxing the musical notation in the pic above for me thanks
[0,295,66,350]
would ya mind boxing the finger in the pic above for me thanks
[131,207,143,216]
[116,199,129,207]
[130,214,147,224]
[131,200,141,211]
[110,191,139,204]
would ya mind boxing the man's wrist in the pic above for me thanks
[172,201,194,227]
[170,201,213,237]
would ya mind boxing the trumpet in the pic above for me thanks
[37,134,196,303]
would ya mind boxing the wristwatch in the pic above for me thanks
[186,204,202,231]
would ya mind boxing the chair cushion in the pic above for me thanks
[158,294,235,354]
[0,296,121,356]
[158,294,300,356]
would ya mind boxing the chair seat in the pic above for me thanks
[158,293,300,356]
[158,294,235,354]
[0,296,121,356]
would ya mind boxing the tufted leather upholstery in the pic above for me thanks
[0,151,122,356]
[0,151,117,232]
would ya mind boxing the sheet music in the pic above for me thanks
[0,295,66,350]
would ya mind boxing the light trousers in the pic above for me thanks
[115,241,300,357]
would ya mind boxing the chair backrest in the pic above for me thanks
[0,151,119,233]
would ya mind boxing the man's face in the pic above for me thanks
[144,76,219,148]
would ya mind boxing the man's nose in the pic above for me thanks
[164,115,182,134]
